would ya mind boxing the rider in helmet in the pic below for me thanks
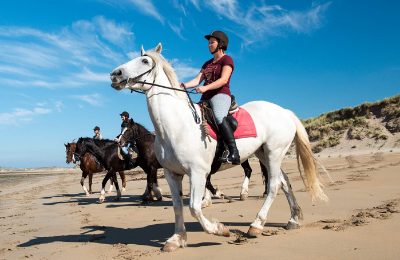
[93,126,103,140]
[181,30,240,165]
[114,111,137,167]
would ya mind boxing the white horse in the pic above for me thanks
[110,44,329,251]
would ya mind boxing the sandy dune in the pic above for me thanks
[1,151,400,260]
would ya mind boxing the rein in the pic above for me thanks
[126,61,201,124]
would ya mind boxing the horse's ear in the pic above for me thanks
[129,118,134,125]
[155,43,162,54]
[141,45,145,56]
[64,143,68,147]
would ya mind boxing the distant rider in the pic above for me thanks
[114,111,137,167]
[93,126,103,140]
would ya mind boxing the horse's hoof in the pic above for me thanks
[98,199,104,204]
[162,242,180,252]
[286,221,301,230]
[216,223,230,237]
[247,226,263,237]
[85,193,90,197]
[201,200,212,208]
[156,196,163,201]
[240,193,248,201]
[106,190,112,194]
[114,197,121,202]
[122,188,126,192]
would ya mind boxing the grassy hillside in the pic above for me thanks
[300,94,400,153]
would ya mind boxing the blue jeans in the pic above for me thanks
[121,144,129,155]
[201,94,231,124]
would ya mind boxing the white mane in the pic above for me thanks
[144,51,188,101]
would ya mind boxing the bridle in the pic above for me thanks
[120,128,153,147]
[122,55,201,124]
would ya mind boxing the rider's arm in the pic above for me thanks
[181,71,204,89]
[196,65,232,93]
[99,134,103,140]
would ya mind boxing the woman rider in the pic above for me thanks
[181,30,240,165]
[93,126,103,140]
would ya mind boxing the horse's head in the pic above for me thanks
[120,118,135,147]
[74,138,87,162]
[110,44,162,92]
[65,142,77,164]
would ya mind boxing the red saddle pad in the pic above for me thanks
[207,107,257,140]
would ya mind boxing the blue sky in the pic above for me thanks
[0,0,399,168]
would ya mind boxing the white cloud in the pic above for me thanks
[36,102,47,106]
[0,65,43,78]
[33,107,52,114]
[97,0,164,24]
[72,93,104,107]
[169,19,186,40]
[127,51,141,60]
[187,1,332,47]
[0,107,52,126]
[172,59,199,81]
[74,67,110,82]
[53,100,66,113]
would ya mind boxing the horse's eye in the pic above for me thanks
[142,59,149,64]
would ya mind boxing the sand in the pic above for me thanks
[1,151,400,260]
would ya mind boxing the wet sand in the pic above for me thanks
[1,151,400,259]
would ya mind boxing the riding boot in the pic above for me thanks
[218,117,240,165]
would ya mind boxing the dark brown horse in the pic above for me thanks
[119,119,163,202]
[65,142,126,196]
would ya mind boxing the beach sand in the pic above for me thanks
[1,151,400,259]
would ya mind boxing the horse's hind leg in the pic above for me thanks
[281,169,303,229]
[240,160,252,200]
[201,175,214,208]
[163,169,186,252]
[248,149,284,237]
[260,161,268,197]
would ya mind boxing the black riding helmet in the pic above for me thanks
[119,111,129,118]
[204,30,229,54]
[93,126,100,131]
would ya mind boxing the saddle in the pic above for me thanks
[117,146,139,161]
[199,95,239,134]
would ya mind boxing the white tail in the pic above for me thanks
[288,110,330,203]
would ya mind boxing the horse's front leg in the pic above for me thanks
[240,160,252,200]
[142,170,155,203]
[189,172,230,237]
[88,172,93,195]
[80,172,90,196]
[150,167,162,201]
[119,171,126,192]
[99,172,112,203]
[106,178,114,194]
[162,169,186,252]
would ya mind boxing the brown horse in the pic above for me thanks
[65,142,126,196]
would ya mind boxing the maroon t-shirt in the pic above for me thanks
[200,55,234,100]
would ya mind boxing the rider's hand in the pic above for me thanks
[180,83,185,89]
[195,86,207,93]
[114,137,119,142]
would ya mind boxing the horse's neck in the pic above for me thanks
[85,141,105,158]
[146,72,197,140]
